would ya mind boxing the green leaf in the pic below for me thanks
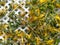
[55,39,60,45]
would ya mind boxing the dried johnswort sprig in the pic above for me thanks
[0,0,60,45]
[25,0,60,45]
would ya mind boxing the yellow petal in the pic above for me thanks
[55,15,60,20]
[46,39,54,44]
[39,14,45,18]
[56,4,60,8]
[40,0,47,3]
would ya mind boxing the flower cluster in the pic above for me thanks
[0,0,60,45]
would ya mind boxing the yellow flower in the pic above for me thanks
[13,37,17,41]
[29,13,45,22]
[44,32,48,37]
[21,38,24,43]
[38,13,45,18]
[12,4,18,9]
[26,43,30,45]
[35,37,41,45]
[33,16,38,21]
[29,16,38,22]
[46,39,54,45]
[40,0,47,3]
[56,3,60,8]
[15,30,19,34]
[4,24,8,28]
[3,35,8,42]
[55,15,60,20]
[35,9,40,15]
[26,34,31,39]
[17,32,25,37]
[54,29,60,33]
